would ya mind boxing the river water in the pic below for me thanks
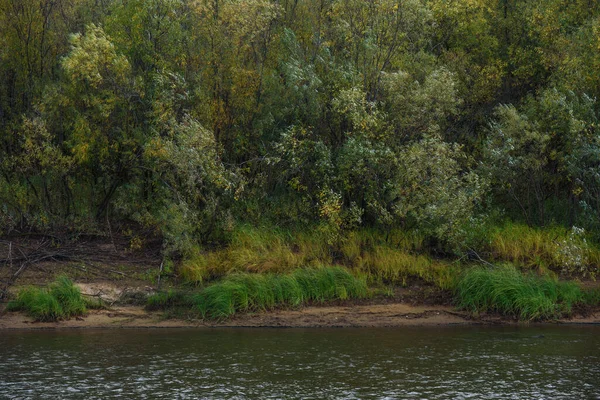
[0,326,598,399]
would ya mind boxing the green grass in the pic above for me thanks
[174,224,598,321]
[146,289,196,311]
[581,287,600,307]
[178,225,453,291]
[148,266,369,320]
[179,225,333,282]
[354,246,459,290]
[486,222,600,276]
[455,265,584,320]
[6,276,88,322]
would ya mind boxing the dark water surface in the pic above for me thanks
[0,326,599,399]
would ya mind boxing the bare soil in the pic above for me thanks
[2,301,599,330]
[0,304,470,329]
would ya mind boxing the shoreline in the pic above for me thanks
[2,302,599,330]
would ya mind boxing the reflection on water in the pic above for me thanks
[0,326,599,399]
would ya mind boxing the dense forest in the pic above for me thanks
[2,0,600,271]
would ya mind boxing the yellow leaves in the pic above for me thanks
[594,20,600,52]
[62,24,131,90]
[11,118,72,176]
[71,116,108,165]
[193,0,281,47]
[470,60,505,103]
[72,141,90,165]
[288,177,307,192]
[430,0,489,20]
[144,137,169,160]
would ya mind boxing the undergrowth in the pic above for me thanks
[178,226,332,281]
[455,266,584,320]
[6,276,91,322]
[164,225,600,322]
[178,225,451,289]
[148,266,368,320]
[350,247,458,290]
[485,223,600,277]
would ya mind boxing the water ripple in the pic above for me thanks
[0,326,599,399]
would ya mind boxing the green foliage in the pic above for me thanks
[6,288,63,322]
[396,133,488,247]
[0,117,73,231]
[581,287,600,307]
[335,137,397,226]
[1,0,600,268]
[149,266,368,320]
[7,276,87,322]
[383,68,462,138]
[456,266,583,320]
[49,276,88,317]
[484,89,598,227]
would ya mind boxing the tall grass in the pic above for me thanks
[487,223,600,276]
[179,225,449,291]
[339,229,425,261]
[582,287,600,307]
[179,225,332,282]
[455,266,584,320]
[148,266,368,320]
[353,246,458,290]
[6,276,88,321]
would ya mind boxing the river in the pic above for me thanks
[0,326,598,399]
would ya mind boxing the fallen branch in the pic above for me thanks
[467,248,496,269]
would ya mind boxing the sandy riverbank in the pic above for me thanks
[2,302,599,330]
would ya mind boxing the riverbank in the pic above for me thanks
[2,265,600,329]
[2,231,600,329]
[2,300,599,330]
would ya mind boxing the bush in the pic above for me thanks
[49,275,88,317]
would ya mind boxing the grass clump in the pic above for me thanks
[581,288,600,307]
[146,290,196,311]
[195,266,368,320]
[6,276,87,321]
[150,266,368,320]
[455,265,584,320]
[49,276,88,317]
